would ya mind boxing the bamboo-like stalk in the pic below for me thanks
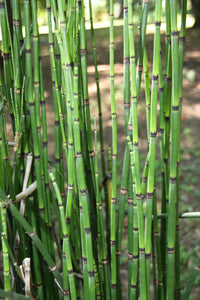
[73,65,95,299]
[128,143,139,300]
[175,1,187,297]
[116,1,130,295]
[0,187,63,290]
[0,194,11,298]
[145,0,162,296]
[166,0,180,297]
[49,171,76,299]
[109,0,118,298]
[128,1,146,298]
[0,0,192,298]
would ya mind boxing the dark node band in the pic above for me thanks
[76,151,82,157]
[124,103,130,109]
[133,142,138,147]
[171,31,178,36]
[112,284,117,289]
[88,270,94,277]
[139,248,145,254]
[64,289,70,296]
[145,253,151,259]
[179,36,185,43]
[84,98,89,105]
[150,131,157,138]
[152,74,158,81]
[80,48,86,56]
[160,128,164,134]
[111,198,116,204]
[80,189,87,196]
[131,284,137,289]
[137,64,143,72]
[10,113,14,119]
[167,247,174,254]
[128,253,133,259]
[170,176,176,184]
[133,227,138,232]
[142,177,147,182]
[116,250,121,256]
[0,2,5,9]
[120,188,128,196]
[68,184,74,190]
[133,254,139,259]
[110,240,115,245]
[167,76,171,82]
[29,102,35,107]
[147,192,154,199]
[102,259,108,265]
[124,57,130,64]
[3,53,9,60]
[123,6,128,12]
[89,151,94,157]
[85,227,91,234]
[82,257,87,264]
[172,105,179,111]
[155,21,161,26]
[13,19,20,26]
[39,208,45,213]
[128,198,133,205]
[136,194,142,200]
[25,49,31,54]
[55,120,60,126]
[66,218,71,224]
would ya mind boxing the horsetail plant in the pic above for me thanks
[0,0,197,299]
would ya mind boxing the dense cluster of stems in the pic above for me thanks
[0,0,197,299]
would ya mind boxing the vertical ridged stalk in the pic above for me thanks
[129,146,139,300]
[128,0,146,298]
[109,0,117,298]
[136,0,149,97]
[94,117,110,299]
[73,65,95,299]
[145,0,162,297]
[166,0,179,297]
[116,1,130,294]
[175,0,187,298]
[0,199,11,299]
[49,171,76,299]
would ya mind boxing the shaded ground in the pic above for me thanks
[40,24,200,298]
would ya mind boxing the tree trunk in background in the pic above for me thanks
[191,0,200,28]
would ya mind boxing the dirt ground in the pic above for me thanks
[38,25,200,298]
